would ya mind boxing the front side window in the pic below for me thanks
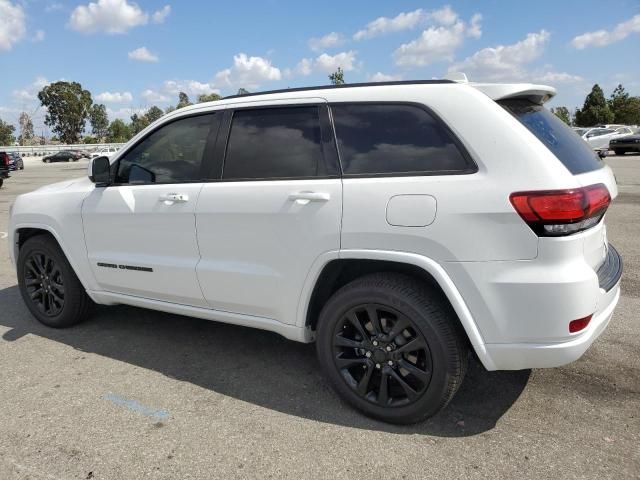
[331,103,473,175]
[116,114,217,184]
[223,106,326,180]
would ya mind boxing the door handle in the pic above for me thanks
[289,191,331,205]
[159,193,189,204]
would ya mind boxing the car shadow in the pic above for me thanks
[0,285,530,437]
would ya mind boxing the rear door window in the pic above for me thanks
[499,99,603,175]
[331,103,474,176]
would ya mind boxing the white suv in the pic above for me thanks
[8,80,622,424]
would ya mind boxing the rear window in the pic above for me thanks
[500,99,603,175]
[331,103,474,176]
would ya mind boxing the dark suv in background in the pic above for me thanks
[8,152,24,170]
[0,151,11,187]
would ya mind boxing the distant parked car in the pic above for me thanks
[610,132,640,155]
[8,152,24,170]
[42,151,81,163]
[579,127,633,150]
[90,147,119,158]
[0,151,11,187]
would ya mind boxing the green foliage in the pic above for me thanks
[38,81,93,144]
[107,119,131,143]
[329,67,345,85]
[145,106,164,123]
[83,136,99,144]
[197,93,222,103]
[609,84,640,125]
[574,84,614,127]
[130,113,150,136]
[551,106,572,125]
[18,112,34,145]
[165,105,176,114]
[177,92,192,109]
[0,118,16,145]
[89,104,109,140]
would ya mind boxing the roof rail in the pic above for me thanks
[222,79,454,100]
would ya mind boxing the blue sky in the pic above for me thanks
[1,0,639,133]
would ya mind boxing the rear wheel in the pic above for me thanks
[18,235,93,328]
[0,178,3,188]
[614,149,625,156]
[316,273,468,424]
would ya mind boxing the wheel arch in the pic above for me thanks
[300,250,495,370]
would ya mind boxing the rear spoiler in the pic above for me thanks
[470,83,557,105]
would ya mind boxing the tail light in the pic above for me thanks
[510,183,610,236]
[2,154,8,167]
[569,315,592,333]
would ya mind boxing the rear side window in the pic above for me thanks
[223,106,326,180]
[331,103,474,176]
[500,99,603,175]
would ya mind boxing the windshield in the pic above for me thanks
[500,99,603,175]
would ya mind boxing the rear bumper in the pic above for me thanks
[483,281,619,370]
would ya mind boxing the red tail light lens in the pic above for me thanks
[569,315,592,333]
[510,184,610,236]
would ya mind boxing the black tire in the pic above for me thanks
[18,235,93,328]
[0,178,3,188]
[614,149,625,156]
[316,273,468,424]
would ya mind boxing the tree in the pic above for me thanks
[145,105,164,123]
[83,136,99,144]
[18,112,34,145]
[177,92,192,109]
[551,106,571,125]
[107,119,131,143]
[197,93,221,103]
[609,84,640,125]
[0,118,16,145]
[38,81,93,144]
[329,67,345,85]
[89,104,109,141]
[130,113,150,136]
[574,84,614,127]
[165,105,176,114]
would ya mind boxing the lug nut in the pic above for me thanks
[388,360,394,366]
[372,340,378,346]
[386,345,392,352]
[375,363,381,369]
[365,351,372,358]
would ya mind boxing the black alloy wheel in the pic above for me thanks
[23,251,65,316]
[332,303,432,407]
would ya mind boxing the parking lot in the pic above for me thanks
[0,156,638,479]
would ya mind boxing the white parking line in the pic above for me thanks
[0,232,7,240]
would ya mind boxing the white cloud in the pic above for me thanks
[448,30,550,82]
[394,22,466,67]
[95,91,133,103]
[12,76,50,101]
[163,80,219,96]
[68,0,149,34]
[534,71,583,84]
[571,14,640,49]
[0,0,26,51]
[128,46,158,62]
[468,13,482,39]
[314,51,357,73]
[45,3,64,12]
[369,72,403,82]
[152,5,170,24]
[214,53,281,90]
[32,30,46,42]
[308,32,344,52]
[141,89,170,103]
[354,6,459,41]
[294,58,313,76]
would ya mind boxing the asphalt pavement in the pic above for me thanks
[0,155,638,479]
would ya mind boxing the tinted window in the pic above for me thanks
[500,99,603,175]
[331,104,472,175]
[223,107,325,179]
[116,114,217,183]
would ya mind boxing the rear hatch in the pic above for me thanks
[498,98,619,279]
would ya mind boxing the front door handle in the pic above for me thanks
[159,193,189,204]
[289,191,331,205]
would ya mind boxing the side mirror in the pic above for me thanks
[597,149,608,159]
[88,156,111,186]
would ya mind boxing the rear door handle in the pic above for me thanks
[289,192,331,205]
[159,193,189,204]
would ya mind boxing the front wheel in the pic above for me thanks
[614,149,625,156]
[18,235,93,328]
[316,273,468,424]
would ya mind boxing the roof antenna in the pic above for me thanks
[443,72,469,83]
